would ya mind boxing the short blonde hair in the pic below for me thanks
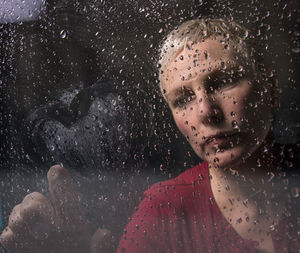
[158,18,253,91]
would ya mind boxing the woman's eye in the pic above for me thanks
[173,94,195,108]
[208,72,245,92]
[219,77,234,87]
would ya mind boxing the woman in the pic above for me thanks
[1,18,299,253]
[117,19,299,253]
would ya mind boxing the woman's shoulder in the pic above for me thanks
[145,161,208,192]
[137,162,210,213]
[117,164,210,253]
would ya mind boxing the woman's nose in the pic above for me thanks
[197,93,224,126]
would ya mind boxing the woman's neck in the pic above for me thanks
[208,133,283,253]
[208,132,285,214]
[210,132,279,189]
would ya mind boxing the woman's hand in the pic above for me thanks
[0,165,113,253]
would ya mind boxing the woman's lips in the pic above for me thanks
[205,132,240,148]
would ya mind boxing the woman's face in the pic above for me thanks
[161,38,273,168]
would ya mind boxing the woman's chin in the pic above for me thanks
[201,146,249,169]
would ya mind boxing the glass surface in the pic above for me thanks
[0,0,299,252]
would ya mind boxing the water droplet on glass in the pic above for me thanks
[243,30,249,38]
[204,51,208,59]
[60,30,67,39]
[292,48,300,53]
[257,29,261,36]
[231,120,239,129]
[256,159,262,167]
[283,178,289,186]
[238,65,244,72]
[291,187,299,198]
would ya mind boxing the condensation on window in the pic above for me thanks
[0,0,299,252]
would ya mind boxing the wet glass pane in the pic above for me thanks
[0,0,299,252]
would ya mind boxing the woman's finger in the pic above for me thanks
[20,192,56,241]
[90,228,114,253]
[47,165,88,233]
[7,204,32,246]
[0,226,16,253]
[0,226,31,253]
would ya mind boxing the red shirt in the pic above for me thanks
[117,162,300,253]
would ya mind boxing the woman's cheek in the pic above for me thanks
[173,113,190,138]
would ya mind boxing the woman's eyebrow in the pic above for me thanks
[165,88,182,100]
[165,86,190,100]
[205,64,243,82]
